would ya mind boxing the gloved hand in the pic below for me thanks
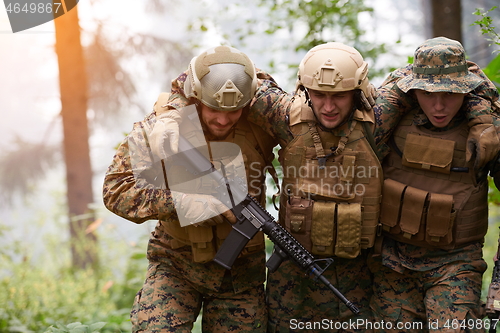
[171,191,237,227]
[149,109,182,158]
[466,115,500,170]
[360,83,377,111]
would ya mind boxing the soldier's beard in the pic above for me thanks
[202,121,235,141]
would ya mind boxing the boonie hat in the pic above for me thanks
[397,37,483,93]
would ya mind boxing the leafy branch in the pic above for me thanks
[473,6,500,53]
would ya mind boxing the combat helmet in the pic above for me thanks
[185,45,257,112]
[297,42,370,98]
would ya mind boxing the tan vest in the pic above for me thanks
[380,111,489,249]
[163,115,275,263]
[278,94,383,259]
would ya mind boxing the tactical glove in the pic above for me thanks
[360,83,377,111]
[149,111,182,158]
[148,92,181,158]
[171,191,237,227]
[466,115,500,170]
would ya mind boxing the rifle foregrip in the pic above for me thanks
[266,246,289,273]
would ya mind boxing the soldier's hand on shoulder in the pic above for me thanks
[148,93,182,158]
[360,83,378,111]
[466,115,500,171]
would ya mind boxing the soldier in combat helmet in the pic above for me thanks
[103,45,278,332]
[251,42,381,332]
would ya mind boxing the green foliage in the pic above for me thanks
[483,53,500,89]
[44,322,107,333]
[0,223,149,333]
[473,6,500,52]
[481,207,500,300]
[255,0,374,51]
[186,0,388,84]
[0,261,131,333]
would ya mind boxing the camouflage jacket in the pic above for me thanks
[103,68,281,224]
[373,61,500,159]
[373,62,500,272]
[103,112,176,224]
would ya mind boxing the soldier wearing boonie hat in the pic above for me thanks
[368,36,500,332]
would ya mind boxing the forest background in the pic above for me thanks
[1,0,500,332]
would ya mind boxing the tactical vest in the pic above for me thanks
[162,114,275,263]
[278,94,383,259]
[380,111,489,249]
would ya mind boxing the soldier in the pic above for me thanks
[251,42,380,332]
[369,37,500,332]
[102,46,278,333]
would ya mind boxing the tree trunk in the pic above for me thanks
[430,0,463,42]
[54,6,97,269]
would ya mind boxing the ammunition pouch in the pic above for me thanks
[285,196,363,259]
[380,179,456,247]
[402,133,455,174]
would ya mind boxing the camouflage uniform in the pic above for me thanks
[249,86,379,332]
[368,37,500,333]
[146,40,500,333]
[103,110,273,332]
[103,50,278,331]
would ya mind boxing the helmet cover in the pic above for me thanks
[185,46,257,112]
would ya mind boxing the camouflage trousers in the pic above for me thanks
[266,251,374,333]
[131,261,267,333]
[368,255,487,333]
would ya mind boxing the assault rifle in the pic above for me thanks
[486,227,500,333]
[168,135,359,315]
